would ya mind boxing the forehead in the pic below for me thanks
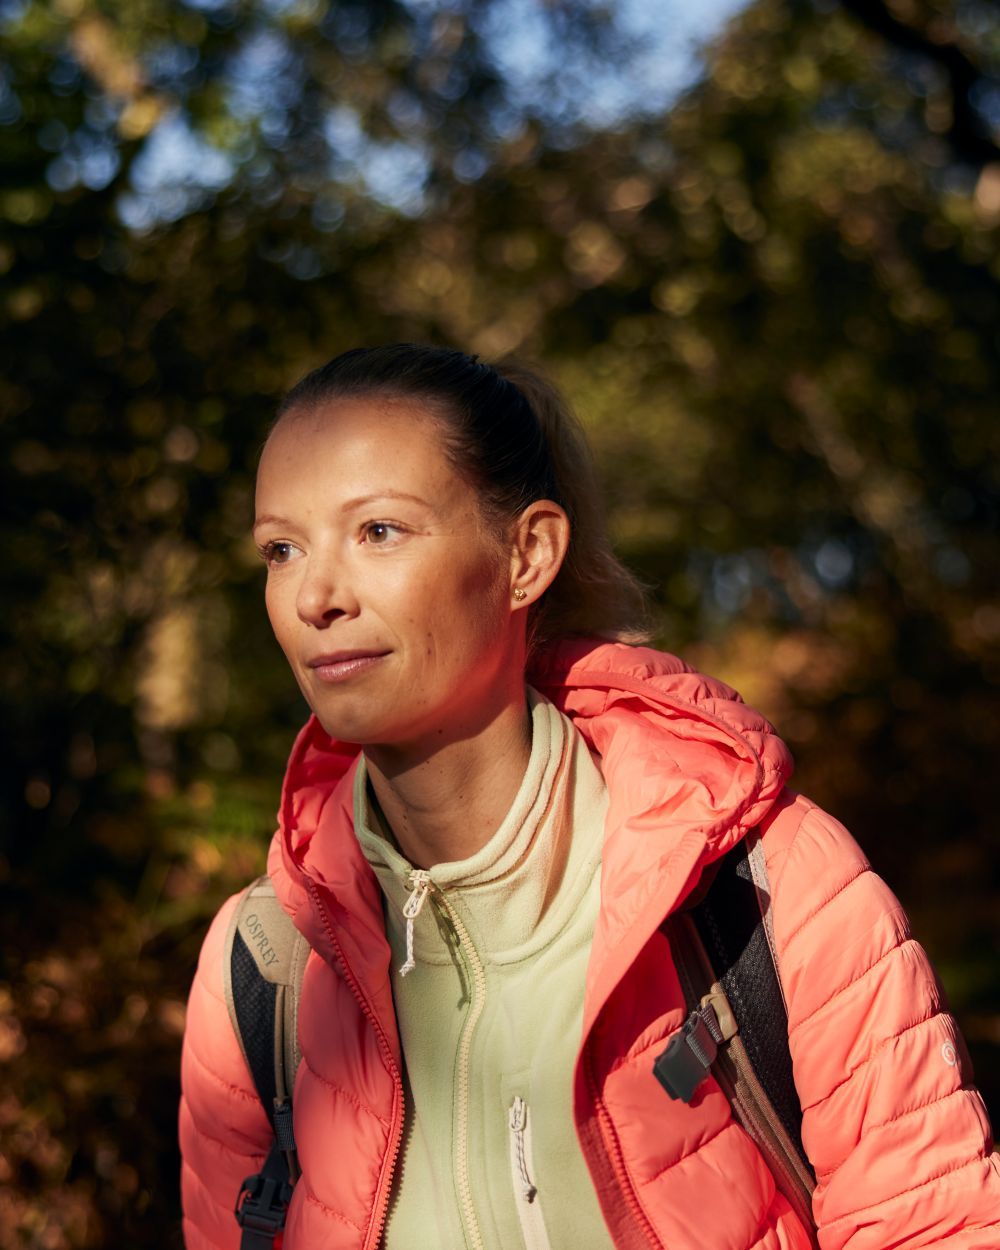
[256,394,464,503]
[275,390,445,441]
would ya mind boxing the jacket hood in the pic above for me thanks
[268,639,794,1036]
[528,640,793,1029]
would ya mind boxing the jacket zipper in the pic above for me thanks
[429,889,488,1250]
[305,877,405,1250]
[583,1049,663,1250]
[670,912,817,1245]
[507,1097,553,1250]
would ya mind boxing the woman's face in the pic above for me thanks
[254,396,525,750]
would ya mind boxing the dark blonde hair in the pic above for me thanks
[278,344,650,651]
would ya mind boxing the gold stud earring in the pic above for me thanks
[513,588,528,602]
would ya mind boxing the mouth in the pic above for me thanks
[305,650,390,683]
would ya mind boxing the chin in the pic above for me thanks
[310,702,401,749]
[296,681,381,744]
[313,708,374,745]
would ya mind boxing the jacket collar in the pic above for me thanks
[527,640,793,1032]
[267,639,794,1039]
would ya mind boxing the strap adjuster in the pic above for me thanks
[652,1004,725,1104]
[235,1170,293,1236]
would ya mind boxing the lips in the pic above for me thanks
[305,650,390,683]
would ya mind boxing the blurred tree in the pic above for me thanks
[839,0,1000,169]
[1,0,998,1244]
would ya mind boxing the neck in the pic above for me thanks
[364,693,533,869]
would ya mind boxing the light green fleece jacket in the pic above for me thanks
[354,689,615,1250]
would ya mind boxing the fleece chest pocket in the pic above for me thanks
[505,1093,553,1250]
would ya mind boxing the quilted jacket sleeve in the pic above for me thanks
[179,894,274,1250]
[764,793,1000,1250]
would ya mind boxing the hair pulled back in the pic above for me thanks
[277,344,650,651]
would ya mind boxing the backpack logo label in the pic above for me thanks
[244,912,280,968]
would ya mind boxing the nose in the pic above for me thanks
[295,556,356,628]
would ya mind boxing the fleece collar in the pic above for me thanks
[267,639,794,1040]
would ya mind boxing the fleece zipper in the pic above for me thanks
[406,875,489,1250]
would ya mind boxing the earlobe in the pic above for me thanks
[509,499,570,606]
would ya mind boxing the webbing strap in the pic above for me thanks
[692,839,809,1169]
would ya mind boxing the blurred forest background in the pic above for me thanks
[2,0,999,1244]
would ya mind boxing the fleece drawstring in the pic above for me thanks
[399,869,432,976]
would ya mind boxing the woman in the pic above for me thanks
[180,345,999,1250]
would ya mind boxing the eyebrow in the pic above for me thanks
[252,491,434,532]
[340,491,433,512]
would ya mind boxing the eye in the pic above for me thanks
[258,540,300,567]
[362,521,404,546]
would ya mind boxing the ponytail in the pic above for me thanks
[495,361,651,650]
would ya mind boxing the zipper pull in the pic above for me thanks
[399,869,432,977]
[508,1097,537,1203]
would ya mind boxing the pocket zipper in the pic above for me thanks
[507,1097,553,1250]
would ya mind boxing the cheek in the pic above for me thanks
[427,556,509,652]
[264,578,297,651]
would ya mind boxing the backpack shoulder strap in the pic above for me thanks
[693,831,803,1151]
[223,874,310,1247]
[656,831,818,1241]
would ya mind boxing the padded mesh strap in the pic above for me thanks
[231,929,278,1117]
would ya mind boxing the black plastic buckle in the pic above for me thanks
[235,1170,292,1237]
[652,1006,721,1104]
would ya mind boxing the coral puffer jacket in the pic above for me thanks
[180,641,1000,1249]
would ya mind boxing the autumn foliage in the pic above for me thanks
[1,0,998,1244]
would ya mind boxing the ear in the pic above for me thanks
[508,499,570,608]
